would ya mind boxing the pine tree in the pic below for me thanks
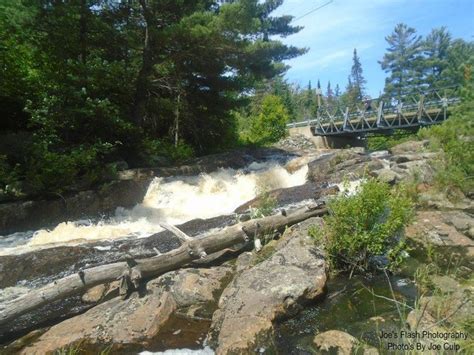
[304,80,315,115]
[326,81,334,107]
[379,23,423,98]
[443,39,474,87]
[350,48,367,102]
[422,27,452,88]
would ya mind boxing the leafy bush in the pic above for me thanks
[243,94,290,145]
[0,155,21,196]
[141,138,195,164]
[315,178,413,274]
[418,84,474,194]
[25,142,115,194]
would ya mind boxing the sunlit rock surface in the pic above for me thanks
[209,219,327,354]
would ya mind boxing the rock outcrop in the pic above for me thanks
[388,140,429,155]
[313,330,379,355]
[19,266,232,354]
[209,218,327,354]
[405,211,474,255]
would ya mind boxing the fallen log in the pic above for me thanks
[0,205,327,327]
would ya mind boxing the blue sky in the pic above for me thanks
[273,0,474,97]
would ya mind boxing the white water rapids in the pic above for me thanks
[0,160,309,255]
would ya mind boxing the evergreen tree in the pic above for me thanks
[350,48,366,101]
[0,0,306,193]
[271,77,296,121]
[304,80,315,115]
[326,81,334,107]
[422,27,452,88]
[443,39,474,87]
[379,23,423,98]
[334,84,341,99]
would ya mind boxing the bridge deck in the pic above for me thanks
[287,89,459,137]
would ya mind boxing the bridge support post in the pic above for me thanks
[287,125,366,149]
[312,135,366,149]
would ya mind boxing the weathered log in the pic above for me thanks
[0,206,327,326]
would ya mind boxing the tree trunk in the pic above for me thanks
[174,91,180,147]
[132,0,155,126]
[79,0,87,65]
[0,206,327,326]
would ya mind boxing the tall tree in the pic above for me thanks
[326,81,334,107]
[271,76,296,121]
[422,27,452,88]
[0,0,37,131]
[0,0,306,194]
[350,48,366,102]
[379,23,423,98]
[334,83,341,98]
[442,39,474,87]
[304,80,315,115]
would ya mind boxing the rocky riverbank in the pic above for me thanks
[1,137,473,354]
[0,147,294,235]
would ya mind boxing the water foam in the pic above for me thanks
[3,162,307,251]
[139,347,214,355]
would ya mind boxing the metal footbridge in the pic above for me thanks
[288,87,460,137]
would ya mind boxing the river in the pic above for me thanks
[0,159,308,255]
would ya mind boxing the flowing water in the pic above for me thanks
[0,160,308,255]
[4,152,466,354]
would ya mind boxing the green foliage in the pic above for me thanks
[380,23,423,98]
[316,179,414,273]
[422,27,452,88]
[249,190,277,219]
[141,138,195,165]
[349,48,366,102]
[245,94,290,145]
[0,0,305,195]
[25,142,116,194]
[0,155,21,197]
[418,84,474,194]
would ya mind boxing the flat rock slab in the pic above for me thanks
[313,330,378,355]
[209,221,327,354]
[18,266,232,354]
[406,211,474,255]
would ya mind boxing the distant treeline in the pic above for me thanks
[246,24,473,123]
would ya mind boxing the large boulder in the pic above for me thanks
[313,330,379,355]
[389,140,429,155]
[19,266,232,354]
[405,211,474,255]
[418,191,474,213]
[372,168,401,185]
[307,149,371,184]
[209,219,327,354]
[406,275,473,351]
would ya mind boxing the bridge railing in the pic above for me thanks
[287,86,460,136]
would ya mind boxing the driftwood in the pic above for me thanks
[0,205,327,326]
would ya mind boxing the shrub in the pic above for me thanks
[316,178,413,274]
[25,142,115,194]
[247,94,289,145]
[418,84,474,194]
[141,138,195,164]
[0,155,22,196]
